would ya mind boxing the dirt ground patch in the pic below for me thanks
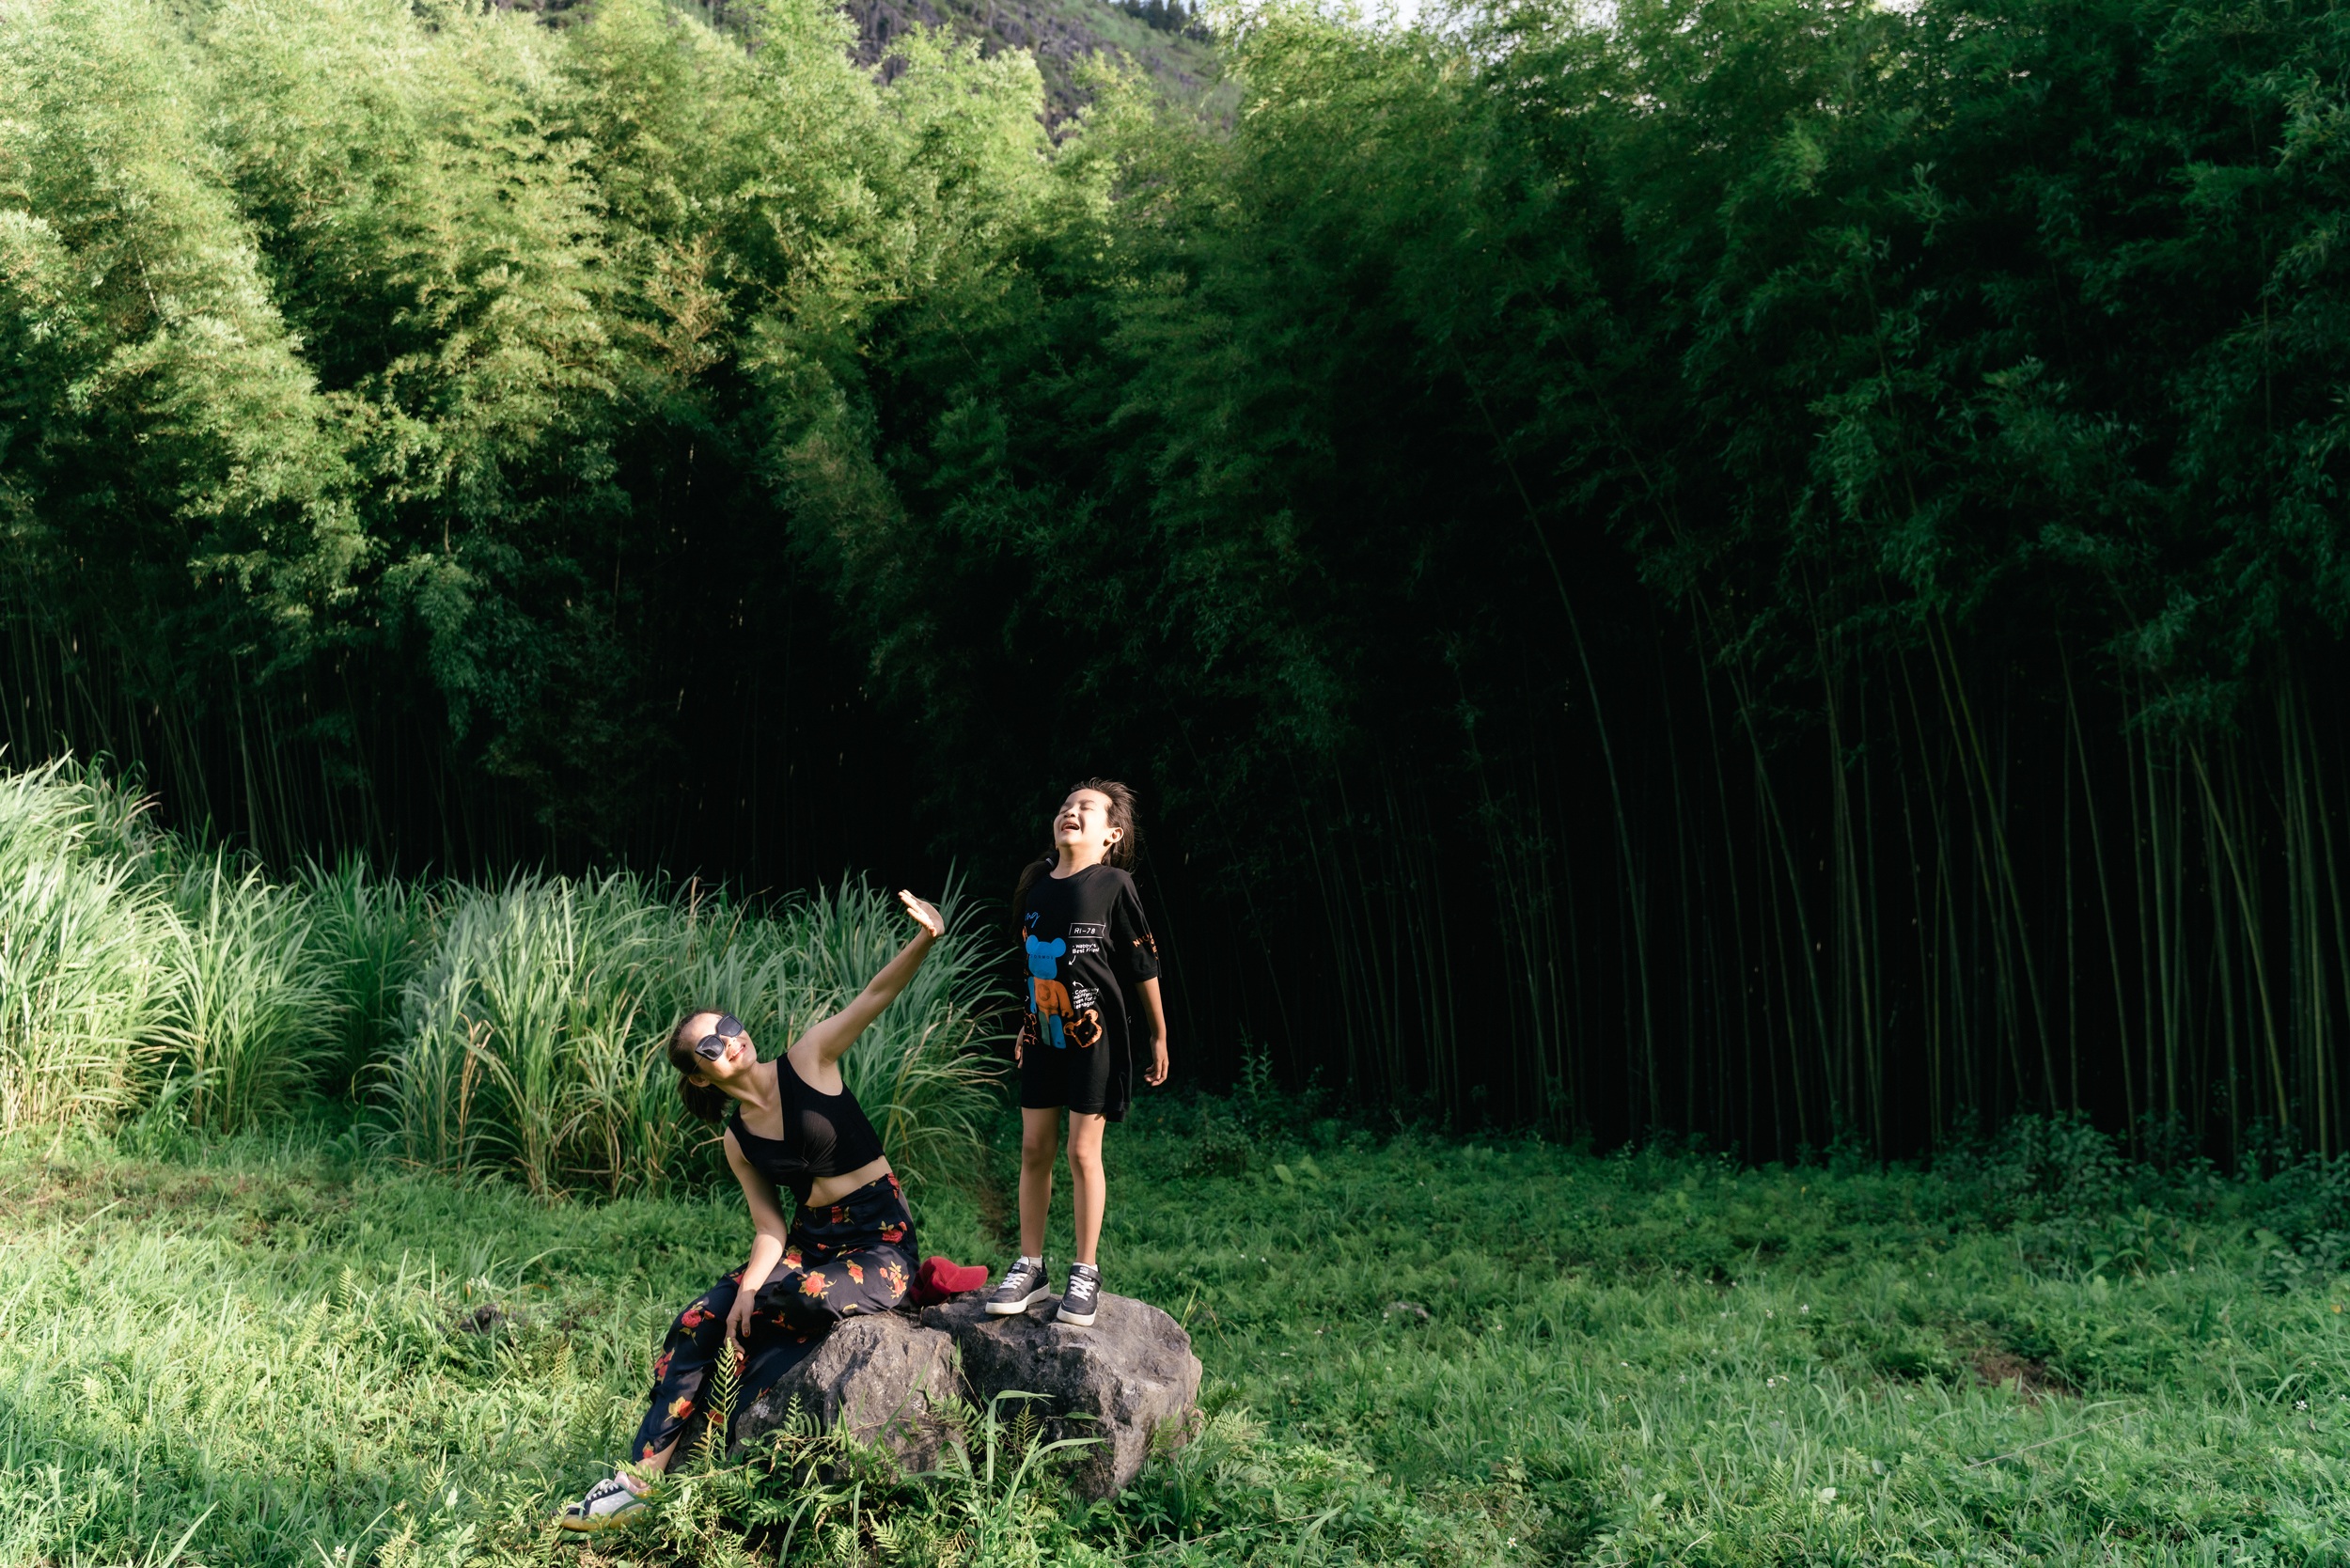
[1967,1345,2070,1403]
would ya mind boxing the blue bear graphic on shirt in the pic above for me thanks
[1025,933,1073,1049]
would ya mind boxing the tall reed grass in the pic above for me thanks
[0,759,170,1131]
[298,857,434,1095]
[155,855,339,1133]
[0,757,1002,1192]
[380,873,999,1197]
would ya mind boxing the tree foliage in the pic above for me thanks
[6,0,2348,1153]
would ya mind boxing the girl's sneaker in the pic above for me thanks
[985,1257,1051,1316]
[1058,1262,1101,1326]
[557,1473,648,1532]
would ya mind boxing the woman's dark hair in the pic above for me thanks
[1014,777,1142,909]
[667,1009,732,1124]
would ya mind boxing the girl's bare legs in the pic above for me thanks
[1018,1106,1062,1259]
[1067,1111,1106,1266]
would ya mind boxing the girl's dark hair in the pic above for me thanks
[1014,778,1142,909]
[667,1010,732,1124]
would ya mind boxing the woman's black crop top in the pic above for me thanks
[728,1056,886,1205]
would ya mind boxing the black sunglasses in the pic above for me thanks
[692,1014,746,1061]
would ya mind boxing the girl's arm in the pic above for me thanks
[1107,876,1167,1086]
[1136,976,1169,1085]
[794,891,947,1067]
[722,1131,793,1345]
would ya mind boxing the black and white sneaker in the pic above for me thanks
[1058,1262,1101,1326]
[557,1473,649,1532]
[985,1257,1051,1316]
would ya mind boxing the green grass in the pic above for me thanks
[4,1104,2349,1566]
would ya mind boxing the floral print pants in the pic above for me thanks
[631,1173,917,1462]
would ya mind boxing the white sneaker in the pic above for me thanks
[557,1473,648,1532]
[984,1257,1051,1316]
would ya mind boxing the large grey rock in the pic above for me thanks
[733,1312,958,1471]
[921,1291,1201,1499]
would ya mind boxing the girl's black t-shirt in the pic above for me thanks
[1020,864,1161,1093]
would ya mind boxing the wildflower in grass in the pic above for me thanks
[1799,1304,1810,1314]
[2297,1400,2309,1409]
[1817,1487,1836,1502]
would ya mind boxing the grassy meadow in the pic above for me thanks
[6,1099,2350,1567]
[5,759,2350,1565]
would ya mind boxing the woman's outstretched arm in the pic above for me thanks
[795,890,946,1067]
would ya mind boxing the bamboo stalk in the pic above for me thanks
[2189,742,2288,1133]
[2064,651,2137,1145]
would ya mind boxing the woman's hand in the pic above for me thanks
[1145,1031,1170,1087]
[1014,1015,1035,1067]
[900,889,945,939]
[725,1283,760,1347]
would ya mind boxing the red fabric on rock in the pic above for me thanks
[910,1255,988,1306]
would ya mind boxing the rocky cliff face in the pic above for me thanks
[842,0,1218,118]
[501,0,1221,123]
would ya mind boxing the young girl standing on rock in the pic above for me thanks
[984,779,1169,1326]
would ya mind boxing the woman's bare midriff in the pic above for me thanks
[730,1058,894,1208]
[807,1153,893,1208]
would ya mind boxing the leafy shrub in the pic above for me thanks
[1934,1113,2136,1224]
[1183,1115,1255,1178]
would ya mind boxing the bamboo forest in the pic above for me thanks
[6,0,2350,1163]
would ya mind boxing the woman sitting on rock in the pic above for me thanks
[560,889,948,1532]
